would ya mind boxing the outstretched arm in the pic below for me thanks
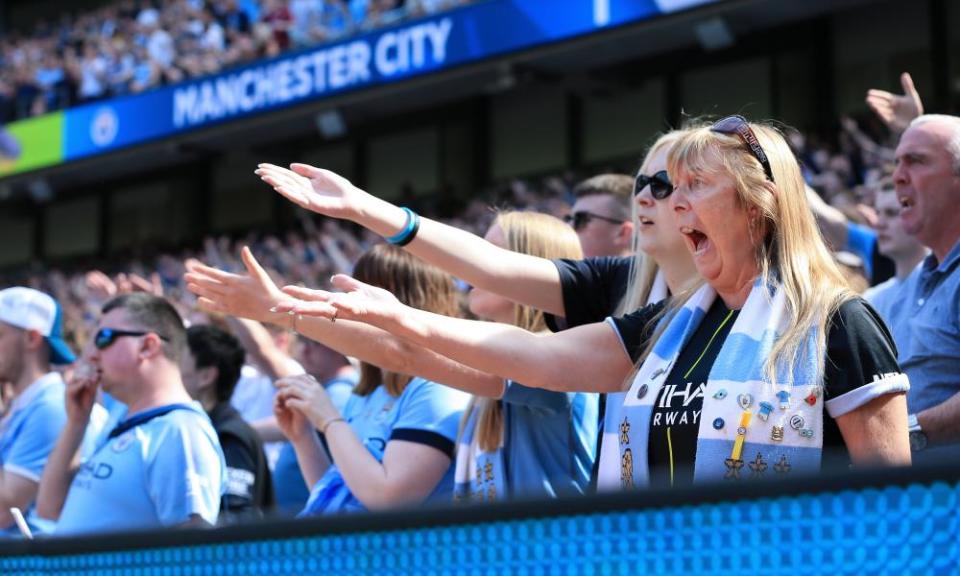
[866,72,923,135]
[275,277,633,394]
[255,163,567,316]
[184,248,504,398]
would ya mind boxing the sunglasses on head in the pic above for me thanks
[710,115,776,183]
[94,328,169,350]
[634,170,674,200]
[563,211,625,231]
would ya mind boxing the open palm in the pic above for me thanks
[866,72,923,133]
[256,162,362,219]
[184,247,286,324]
[275,275,404,327]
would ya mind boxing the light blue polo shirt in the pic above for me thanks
[894,240,960,414]
[863,263,924,356]
[300,377,469,516]
[54,402,225,536]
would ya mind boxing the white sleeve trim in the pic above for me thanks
[605,317,630,360]
[3,464,41,483]
[825,372,910,419]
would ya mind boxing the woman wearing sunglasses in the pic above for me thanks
[254,130,698,336]
[254,131,697,492]
[276,117,911,488]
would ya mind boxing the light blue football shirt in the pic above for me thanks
[54,402,225,536]
[273,374,357,514]
[500,383,598,498]
[0,372,110,537]
[300,377,469,515]
[455,383,599,502]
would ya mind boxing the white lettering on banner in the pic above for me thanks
[292,55,312,98]
[238,70,257,111]
[216,77,238,115]
[349,42,372,84]
[426,18,453,62]
[275,60,293,103]
[328,45,350,90]
[375,18,452,77]
[172,18,451,129]
[375,31,399,76]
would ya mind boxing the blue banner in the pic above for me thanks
[61,0,717,162]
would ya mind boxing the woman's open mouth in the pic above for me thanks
[680,226,710,255]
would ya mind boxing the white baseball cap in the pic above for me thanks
[0,287,76,365]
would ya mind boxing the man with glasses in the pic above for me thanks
[564,174,634,258]
[0,287,104,535]
[36,293,225,535]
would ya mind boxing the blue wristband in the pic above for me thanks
[385,207,418,245]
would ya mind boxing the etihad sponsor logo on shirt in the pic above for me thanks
[652,382,705,427]
[74,460,114,489]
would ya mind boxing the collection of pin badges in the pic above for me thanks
[710,387,819,441]
[716,386,821,480]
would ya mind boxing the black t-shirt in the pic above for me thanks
[545,256,634,331]
[611,297,902,488]
[208,403,274,520]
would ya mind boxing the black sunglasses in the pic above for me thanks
[563,211,626,231]
[710,115,775,183]
[634,170,674,200]
[94,328,169,350]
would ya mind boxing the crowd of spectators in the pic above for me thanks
[1,68,955,539]
[0,104,912,354]
[0,174,567,355]
[0,0,472,122]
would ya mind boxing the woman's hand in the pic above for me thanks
[276,374,341,432]
[255,163,366,221]
[273,392,314,443]
[273,275,405,328]
[183,246,287,325]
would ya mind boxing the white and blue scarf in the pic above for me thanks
[599,278,826,489]
[453,401,506,502]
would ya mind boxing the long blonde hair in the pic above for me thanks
[615,129,695,316]
[653,120,853,386]
[468,211,583,451]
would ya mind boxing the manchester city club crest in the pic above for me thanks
[111,431,136,453]
[90,106,120,148]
